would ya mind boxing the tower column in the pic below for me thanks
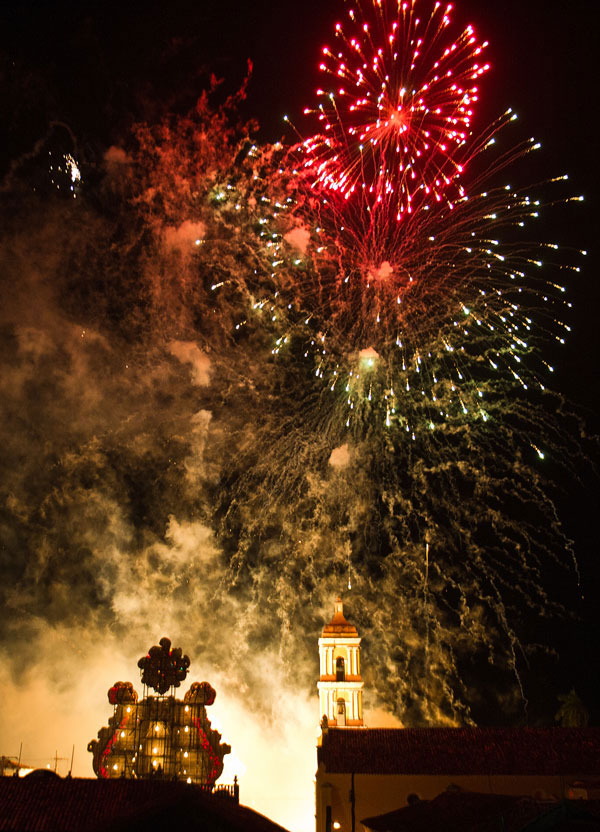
[317,598,364,727]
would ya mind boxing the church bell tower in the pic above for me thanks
[317,598,363,727]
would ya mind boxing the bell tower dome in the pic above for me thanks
[317,598,364,727]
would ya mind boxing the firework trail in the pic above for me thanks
[248,0,585,448]
[200,0,588,721]
[0,2,589,732]
[99,0,586,724]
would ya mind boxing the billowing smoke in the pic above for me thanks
[0,72,592,832]
[0,101,323,830]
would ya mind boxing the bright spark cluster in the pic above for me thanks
[272,1,585,451]
[179,0,588,725]
[299,0,489,219]
[48,151,82,198]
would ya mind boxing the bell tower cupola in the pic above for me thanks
[317,598,364,727]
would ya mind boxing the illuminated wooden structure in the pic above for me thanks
[88,638,230,784]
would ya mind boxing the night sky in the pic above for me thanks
[1,0,599,828]
[2,1,598,399]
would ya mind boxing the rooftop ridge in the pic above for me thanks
[318,725,600,776]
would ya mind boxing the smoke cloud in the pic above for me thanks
[0,141,323,829]
[328,444,351,469]
[0,78,591,832]
[168,341,212,386]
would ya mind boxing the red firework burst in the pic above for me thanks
[300,0,489,219]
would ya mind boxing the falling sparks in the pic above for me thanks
[266,0,585,437]
[48,151,82,197]
[0,0,591,740]
[197,0,589,721]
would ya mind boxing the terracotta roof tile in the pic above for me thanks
[321,600,358,636]
[0,777,290,832]
[318,727,600,776]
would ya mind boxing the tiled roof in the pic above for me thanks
[318,727,600,776]
[322,600,358,636]
[361,790,600,832]
[0,776,291,832]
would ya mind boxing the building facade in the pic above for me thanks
[314,601,600,832]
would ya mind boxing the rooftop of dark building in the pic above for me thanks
[0,774,291,832]
[318,726,600,776]
[361,790,600,832]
